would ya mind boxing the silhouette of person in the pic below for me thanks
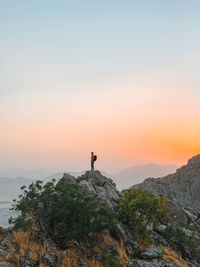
[91,152,96,171]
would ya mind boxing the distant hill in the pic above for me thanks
[44,171,85,181]
[0,165,178,201]
[0,170,111,201]
[114,164,178,190]
[131,154,200,210]
[0,177,36,201]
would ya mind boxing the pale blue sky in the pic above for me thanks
[0,1,200,174]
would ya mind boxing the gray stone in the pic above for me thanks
[77,258,85,266]
[127,262,134,267]
[79,180,96,194]
[62,173,77,184]
[87,171,106,186]
[95,254,103,261]
[104,182,120,202]
[126,240,141,257]
[42,253,58,267]
[1,238,12,248]
[20,257,39,267]
[76,170,120,210]
[131,259,166,267]
[153,231,169,246]
[141,248,163,259]
[116,223,128,242]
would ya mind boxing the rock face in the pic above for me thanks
[64,170,121,209]
[131,154,200,211]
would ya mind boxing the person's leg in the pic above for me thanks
[91,161,94,171]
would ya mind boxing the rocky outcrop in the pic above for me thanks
[131,154,200,211]
[62,170,121,210]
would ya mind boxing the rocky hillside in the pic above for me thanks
[131,154,200,210]
[0,170,200,266]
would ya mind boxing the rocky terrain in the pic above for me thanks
[0,169,200,266]
[131,154,200,211]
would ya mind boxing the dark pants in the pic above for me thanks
[91,161,94,171]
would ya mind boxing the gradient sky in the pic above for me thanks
[0,0,200,174]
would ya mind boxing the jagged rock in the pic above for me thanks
[153,231,169,246]
[76,170,121,209]
[62,173,77,184]
[77,258,85,266]
[104,182,120,202]
[131,154,200,211]
[114,223,130,242]
[0,236,16,259]
[165,198,189,225]
[95,253,103,261]
[79,180,96,194]
[125,240,141,257]
[20,257,39,267]
[141,248,163,259]
[42,253,58,267]
[127,262,134,267]
[1,238,15,251]
[0,262,16,267]
[131,258,167,267]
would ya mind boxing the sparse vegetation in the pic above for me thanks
[103,253,123,267]
[9,179,116,247]
[164,225,189,244]
[116,189,168,240]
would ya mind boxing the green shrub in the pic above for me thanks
[9,179,116,247]
[164,225,192,245]
[103,254,123,267]
[116,189,168,239]
[187,220,200,234]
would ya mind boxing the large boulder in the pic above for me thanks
[130,258,167,267]
[61,173,77,184]
[141,248,163,259]
[76,170,121,209]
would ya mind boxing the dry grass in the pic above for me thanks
[0,230,192,267]
[11,229,48,261]
[102,231,130,266]
[163,247,189,267]
[0,230,129,267]
[0,227,6,243]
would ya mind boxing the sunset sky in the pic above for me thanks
[0,1,200,175]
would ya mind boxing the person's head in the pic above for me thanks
[91,152,94,155]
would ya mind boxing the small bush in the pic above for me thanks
[163,225,188,244]
[9,179,116,247]
[103,254,123,267]
[116,189,168,239]
[187,220,200,234]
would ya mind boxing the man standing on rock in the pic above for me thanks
[91,152,97,171]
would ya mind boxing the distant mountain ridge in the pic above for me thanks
[114,163,178,190]
[0,164,179,201]
[131,154,200,210]
[0,170,113,201]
